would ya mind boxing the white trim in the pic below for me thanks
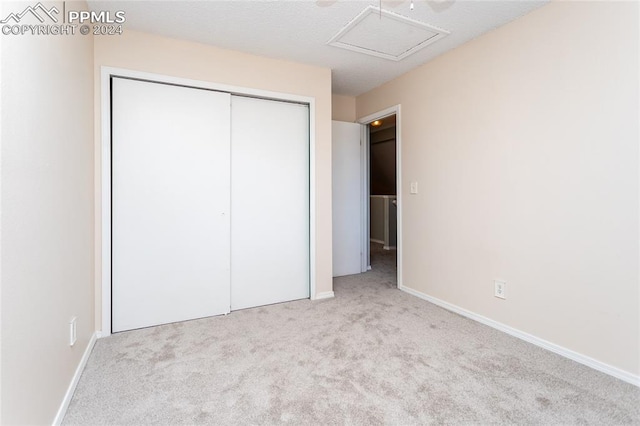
[52,331,100,425]
[370,238,385,245]
[312,291,335,300]
[397,108,402,288]
[308,100,317,306]
[357,105,402,288]
[399,285,640,387]
[100,68,111,336]
[0,21,3,423]
[360,125,370,272]
[383,245,397,250]
[101,66,317,336]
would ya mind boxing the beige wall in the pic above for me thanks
[0,2,95,424]
[94,30,333,329]
[332,94,356,122]
[357,1,639,376]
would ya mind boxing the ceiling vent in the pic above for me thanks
[327,6,449,61]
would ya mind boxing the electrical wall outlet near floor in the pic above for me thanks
[494,281,506,299]
[69,317,77,346]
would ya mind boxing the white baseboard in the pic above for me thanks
[399,285,640,387]
[383,245,396,250]
[52,331,100,425]
[313,291,335,300]
[370,239,384,245]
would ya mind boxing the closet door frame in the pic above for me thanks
[99,66,317,336]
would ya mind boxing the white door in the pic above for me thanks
[111,78,231,332]
[230,96,310,310]
[332,121,363,277]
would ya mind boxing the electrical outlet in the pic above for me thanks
[494,281,506,299]
[69,317,77,346]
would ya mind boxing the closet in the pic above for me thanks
[111,77,310,333]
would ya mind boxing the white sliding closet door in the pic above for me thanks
[112,78,231,332]
[230,96,310,310]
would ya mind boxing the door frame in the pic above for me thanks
[100,66,317,336]
[357,105,402,287]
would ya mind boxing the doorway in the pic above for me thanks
[358,105,402,288]
[368,115,397,279]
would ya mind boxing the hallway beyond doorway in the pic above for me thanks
[369,242,397,288]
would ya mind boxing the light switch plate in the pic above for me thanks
[410,182,418,194]
[494,281,506,299]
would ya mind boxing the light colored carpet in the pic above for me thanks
[64,244,639,424]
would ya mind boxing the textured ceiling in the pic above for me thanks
[88,0,548,96]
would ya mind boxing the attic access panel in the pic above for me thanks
[327,6,449,61]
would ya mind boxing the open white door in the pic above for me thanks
[230,96,310,310]
[111,78,231,332]
[332,121,363,277]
